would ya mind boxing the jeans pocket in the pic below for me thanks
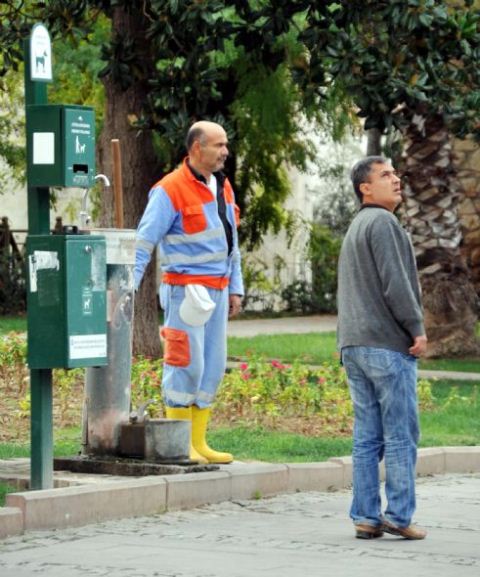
[362,348,398,378]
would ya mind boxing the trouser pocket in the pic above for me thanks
[161,327,190,367]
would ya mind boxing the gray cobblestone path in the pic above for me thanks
[1,473,479,577]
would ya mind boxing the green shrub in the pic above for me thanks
[281,224,342,315]
[281,280,315,314]
[308,224,342,313]
[242,254,283,312]
[130,355,164,416]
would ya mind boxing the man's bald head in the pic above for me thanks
[186,120,229,179]
[185,121,226,152]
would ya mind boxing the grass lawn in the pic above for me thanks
[0,316,27,334]
[227,332,480,373]
[419,358,480,373]
[420,380,480,446]
[227,332,338,364]
[0,429,82,461]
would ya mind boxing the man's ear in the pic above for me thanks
[190,140,202,158]
[359,181,370,198]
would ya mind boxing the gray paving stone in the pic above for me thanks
[0,474,479,577]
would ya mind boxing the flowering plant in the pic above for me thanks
[1,333,437,441]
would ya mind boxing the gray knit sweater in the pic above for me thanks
[337,206,425,355]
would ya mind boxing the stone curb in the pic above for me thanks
[0,507,23,540]
[2,446,480,539]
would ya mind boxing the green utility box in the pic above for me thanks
[27,234,108,369]
[26,104,95,187]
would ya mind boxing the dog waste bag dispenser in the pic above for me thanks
[26,104,95,188]
[27,234,108,369]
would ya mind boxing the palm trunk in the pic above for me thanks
[97,6,161,357]
[401,111,478,357]
[455,138,480,297]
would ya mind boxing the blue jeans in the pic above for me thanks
[342,346,420,528]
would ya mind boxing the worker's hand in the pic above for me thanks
[409,335,428,357]
[228,294,242,318]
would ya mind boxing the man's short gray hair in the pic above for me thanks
[185,126,207,152]
[350,156,389,202]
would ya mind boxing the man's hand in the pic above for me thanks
[409,335,428,357]
[228,294,242,318]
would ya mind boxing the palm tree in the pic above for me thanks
[401,110,478,356]
[297,0,480,356]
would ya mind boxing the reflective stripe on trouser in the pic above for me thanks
[160,283,228,408]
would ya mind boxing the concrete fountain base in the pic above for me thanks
[53,455,219,476]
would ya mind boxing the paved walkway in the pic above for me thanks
[1,473,479,577]
[228,314,337,337]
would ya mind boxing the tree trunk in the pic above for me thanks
[97,6,162,357]
[366,128,382,156]
[401,111,479,357]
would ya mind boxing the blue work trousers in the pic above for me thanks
[160,284,228,408]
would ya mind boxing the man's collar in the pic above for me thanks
[186,158,225,185]
[359,203,393,212]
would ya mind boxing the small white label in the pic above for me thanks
[33,250,59,271]
[69,334,107,360]
[33,132,55,164]
[28,250,60,293]
[28,255,38,292]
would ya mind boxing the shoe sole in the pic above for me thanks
[355,529,384,539]
[383,525,426,540]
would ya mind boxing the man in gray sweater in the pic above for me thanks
[337,156,428,540]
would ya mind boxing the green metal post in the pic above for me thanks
[24,34,53,489]
[29,369,53,489]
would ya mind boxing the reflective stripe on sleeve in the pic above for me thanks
[135,238,155,254]
[160,249,228,266]
[164,227,225,245]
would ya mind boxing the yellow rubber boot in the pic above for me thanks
[191,406,233,464]
[165,406,208,464]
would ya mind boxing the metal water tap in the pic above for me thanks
[79,174,111,230]
[129,399,155,424]
[95,174,111,188]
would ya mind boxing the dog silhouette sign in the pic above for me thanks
[30,23,52,82]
